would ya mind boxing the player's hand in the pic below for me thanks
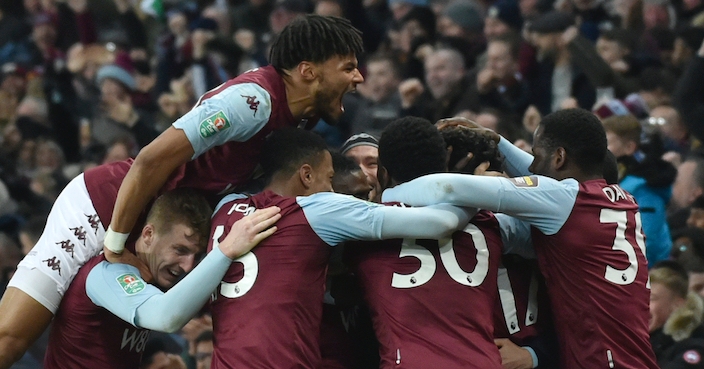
[104,248,154,282]
[218,206,281,259]
[435,117,501,144]
[494,338,534,369]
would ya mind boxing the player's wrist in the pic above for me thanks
[104,226,129,254]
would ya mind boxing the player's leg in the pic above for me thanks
[0,286,54,369]
[0,173,106,368]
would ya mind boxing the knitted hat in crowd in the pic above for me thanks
[442,1,484,33]
[487,0,523,31]
[340,133,379,155]
[528,11,574,34]
[96,64,136,91]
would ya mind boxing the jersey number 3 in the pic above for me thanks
[212,225,259,298]
[391,223,489,288]
[600,209,647,286]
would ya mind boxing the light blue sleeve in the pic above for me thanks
[495,214,535,259]
[87,248,233,333]
[297,192,472,246]
[172,83,273,159]
[86,262,163,327]
[381,173,579,235]
[523,346,539,368]
[498,137,534,177]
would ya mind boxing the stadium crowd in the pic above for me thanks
[0,0,703,366]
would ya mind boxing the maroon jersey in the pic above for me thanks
[167,66,316,194]
[208,191,331,369]
[532,179,658,368]
[348,210,503,369]
[492,256,549,344]
[44,255,149,369]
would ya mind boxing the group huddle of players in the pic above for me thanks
[0,14,659,369]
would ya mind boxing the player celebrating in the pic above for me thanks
[0,15,363,368]
[383,109,658,368]
[43,189,279,369]
[208,128,470,368]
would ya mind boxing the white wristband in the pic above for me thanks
[104,226,129,254]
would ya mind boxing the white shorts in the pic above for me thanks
[8,173,106,313]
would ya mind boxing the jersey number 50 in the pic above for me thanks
[212,225,259,298]
[392,223,490,288]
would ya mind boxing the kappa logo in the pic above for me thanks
[43,257,61,276]
[86,213,100,234]
[241,95,260,116]
[117,273,146,295]
[509,176,539,188]
[199,111,231,138]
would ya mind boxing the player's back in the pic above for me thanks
[166,66,313,195]
[531,179,658,368]
[348,210,503,369]
[44,255,149,369]
[208,190,331,369]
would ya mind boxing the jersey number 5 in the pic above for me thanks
[212,225,259,298]
[391,224,490,288]
[600,209,647,286]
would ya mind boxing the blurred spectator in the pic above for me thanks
[343,53,403,137]
[0,232,21,291]
[17,214,44,255]
[674,39,704,143]
[603,114,676,264]
[484,0,523,39]
[686,195,704,228]
[649,261,704,367]
[341,133,381,202]
[399,47,475,121]
[437,0,486,69]
[468,33,530,117]
[525,12,596,115]
[671,227,704,298]
[649,104,692,159]
[194,330,214,369]
[92,59,159,149]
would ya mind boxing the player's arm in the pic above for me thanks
[495,214,535,259]
[0,288,54,369]
[104,83,272,256]
[91,207,280,332]
[298,192,473,246]
[498,138,535,177]
[382,173,579,235]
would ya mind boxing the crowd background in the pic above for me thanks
[3,0,704,367]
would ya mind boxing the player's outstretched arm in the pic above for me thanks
[378,204,473,239]
[0,289,54,369]
[89,207,280,333]
[103,128,194,266]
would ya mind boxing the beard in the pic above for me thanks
[313,87,342,126]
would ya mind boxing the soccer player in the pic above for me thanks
[382,109,659,368]
[440,125,557,369]
[345,118,508,368]
[208,128,470,368]
[43,189,280,369]
[0,15,363,368]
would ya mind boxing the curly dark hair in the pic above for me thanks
[539,109,607,176]
[269,15,364,71]
[440,126,502,174]
[379,117,446,184]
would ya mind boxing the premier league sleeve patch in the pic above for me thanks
[508,176,539,188]
[683,350,701,364]
[116,273,146,295]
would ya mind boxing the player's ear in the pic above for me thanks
[377,166,391,191]
[297,61,317,82]
[299,164,314,189]
[553,147,567,170]
[141,224,154,247]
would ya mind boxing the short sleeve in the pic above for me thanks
[173,83,273,159]
[86,261,163,327]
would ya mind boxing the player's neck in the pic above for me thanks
[282,72,316,120]
[265,176,306,198]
